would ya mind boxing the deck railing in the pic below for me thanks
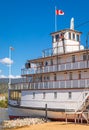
[10,79,89,90]
[21,61,89,75]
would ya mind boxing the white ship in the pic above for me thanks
[8,18,89,123]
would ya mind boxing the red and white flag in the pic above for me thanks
[56,10,64,15]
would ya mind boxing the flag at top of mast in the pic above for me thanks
[56,9,64,15]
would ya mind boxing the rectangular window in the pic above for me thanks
[83,53,87,61]
[58,57,61,64]
[33,92,35,99]
[69,32,71,39]
[69,72,72,80]
[54,92,57,99]
[43,92,46,99]
[73,33,75,40]
[68,92,72,99]
[50,59,53,65]
[54,74,57,81]
[78,71,81,79]
[76,34,79,41]
[72,55,75,62]
[56,34,59,42]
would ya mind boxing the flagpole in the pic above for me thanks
[55,6,57,32]
[8,46,14,89]
[8,47,11,89]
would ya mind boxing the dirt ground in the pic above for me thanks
[14,122,89,130]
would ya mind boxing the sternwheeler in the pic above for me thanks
[8,18,89,123]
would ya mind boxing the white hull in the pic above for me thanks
[8,105,76,121]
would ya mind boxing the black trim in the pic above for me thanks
[8,103,74,112]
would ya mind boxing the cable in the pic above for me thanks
[75,20,89,29]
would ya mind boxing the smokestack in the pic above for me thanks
[70,17,74,30]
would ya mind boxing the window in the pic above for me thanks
[76,34,79,41]
[33,92,35,99]
[78,71,81,79]
[54,74,57,81]
[43,92,46,99]
[56,34,59,42]
[69,72,72,80]
[50,59,53,65]
[58,57,61,64]
[69,32,71,39]
[73,33,75,40]
[72,55,75,62]
[9,91,21,100]
[83,53,87,61]
[47,76,50,80]
[54,92,57,99]
[45,61,48,66]
[68,92,72,99]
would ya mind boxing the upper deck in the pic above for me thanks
[21,49,89,76]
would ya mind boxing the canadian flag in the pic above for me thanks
[56,10,64,15]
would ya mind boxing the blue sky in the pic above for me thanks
[0,0,89,78]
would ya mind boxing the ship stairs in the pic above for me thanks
[65,90,89,124]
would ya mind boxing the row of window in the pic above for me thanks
[32,71,86,82]
[37,53,89,68]
[9,91,21,100]
[32,92,72,99]
[52,32,80,42]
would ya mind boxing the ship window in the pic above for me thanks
[47,76,50,80]
[73,33,75,40]
[54,74,57,81]
[33,92,35,99]
[45,61,48,66]
[58,57,61,64]
[54,92,57,99]
[9,91,21,100]
[83,53,87,61]
[43,92,46,99]
[78,71,81,79]
[76,34,79,41]
[56,34,59,42]
[68,92,72,99]
[50,59,53,65]
[69,32,71,39]
[69,72,72,80]
[72,55,75,62]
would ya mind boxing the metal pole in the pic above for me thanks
[8,47,14,89]
[45,104,48,122]
[8,47,11,89]
[55,6,57,32]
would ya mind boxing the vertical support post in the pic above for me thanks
[45,104,48,122]
[75,114,76,124]
[65,114,67,124]
[81,114,83,124]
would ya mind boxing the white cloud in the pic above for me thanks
[0,75,7,78]
[0,57,13,65]
[0,75,21,79]
[8,75,21,79]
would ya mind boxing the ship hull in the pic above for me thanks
[8,105,81,122]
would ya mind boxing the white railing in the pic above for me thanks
[21,61,89,75]
[75,92,89,112]
[10,79,89,90]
